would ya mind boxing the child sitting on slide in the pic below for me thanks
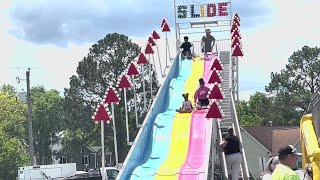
[176,93,193,113]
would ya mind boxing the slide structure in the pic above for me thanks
[117,53,217,180]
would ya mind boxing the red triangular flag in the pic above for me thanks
[162,23,171,32]
[232,37,241,47]
[104,88,120,103]
[208,86,224,99]
[211,59,223,71]
[148,37,156,46]
[232,45,243,57]
[232,30,241,39]
[234,13,240,21]
[118,75,131,89]
[230,23,238,33]
[161,19,167,28]
[127,63,139,76]
[208,70,222,84]
[145,43,154,54]
[206,102,222,119]
[94,104,111,122]
[233,18,240,27]
[137,53,148,65]
[152,30,160,40]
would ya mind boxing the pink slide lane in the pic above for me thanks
[179,55,216,180]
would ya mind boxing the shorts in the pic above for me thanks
[182,50,191,56]
[199,98,209,106]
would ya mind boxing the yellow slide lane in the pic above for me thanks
[155,58,204,180]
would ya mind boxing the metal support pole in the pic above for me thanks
[166,32,172,65]
[236,57,239,105]
[124,89,131,145]
[149,56,153,101]
[101,121,106,180]
[26,69,35,166]
[111,103,118,167]
[141,66,147,110]
[132,77,140,127]
[156,44,165,77]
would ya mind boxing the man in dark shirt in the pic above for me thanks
[201,29,215,57]
[180,36,193,59]
[220,127,242,180]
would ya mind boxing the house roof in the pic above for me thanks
[242,126,300,155]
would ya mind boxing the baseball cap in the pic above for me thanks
[278,145,298,156]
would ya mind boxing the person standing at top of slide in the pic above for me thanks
[201,29,215,57]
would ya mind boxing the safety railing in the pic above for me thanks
[190,39,231,55]
[230,91,250,179]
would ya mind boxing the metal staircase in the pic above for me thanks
[209,51,250,180]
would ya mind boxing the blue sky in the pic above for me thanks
[1,0,320,100]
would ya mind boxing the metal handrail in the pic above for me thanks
[217,120,229,179]
[230,91,250,179]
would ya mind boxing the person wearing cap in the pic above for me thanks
[201,29,215,57]
[220,127,242,180]
[180,36,193,59]
[193,78,210,109]
[260,156,279,180]
[271,145,300,180]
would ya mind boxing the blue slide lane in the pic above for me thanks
[119,58,193,179]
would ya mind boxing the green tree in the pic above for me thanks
[238,92,273,126]
[0,91,29,179]
[1,84,16,95]
[31,86,65,165]
[63,33,159,163]
[266,46,320,125]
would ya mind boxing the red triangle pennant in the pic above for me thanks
[232,29,241,39]
[152,30,160,40]
[137,53,148,65]
[232,45,243,57]
[145,43,154,54]
[208,70,222,84]
[104,87,120,103]
[127,63,140,76]
[211,59,223,71]
[232,37,241,48]
[118,75,132,89]
[234,13,240,21]
[232,17,240,27]
[93,104,111,122]
[206,102,223,119]
[148,37,156,46]
[208,86,224,100]
[161,19,167,28]
[230,23,238,33]
[162,22,171,32]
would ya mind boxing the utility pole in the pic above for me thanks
[26,68,35,165]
